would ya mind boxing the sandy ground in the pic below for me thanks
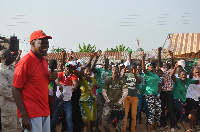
[55,113,200,132]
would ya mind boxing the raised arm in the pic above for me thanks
[61,50,66,67]
[67,51,74,61]
[171,63,178,82]
[88,52,98,69]
[78,66,85,81]
[128,51,132,65]
[157,47,162,68]
[121,66,126,77]
[170,51,174,69]
[142,53,147,74]
[91,57,99,70]
[133,67,141,84]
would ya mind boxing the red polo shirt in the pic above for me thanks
[13,50,50,118]
[58,72,78,85]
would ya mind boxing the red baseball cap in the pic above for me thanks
[30,30,52,43]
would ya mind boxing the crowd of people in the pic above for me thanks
[0,30,200,132]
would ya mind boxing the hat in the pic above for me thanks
[30,30,52,43]
[77,59,85,67]
[146,63,152,69]
[65,61,76,67]
[178,59,185,68]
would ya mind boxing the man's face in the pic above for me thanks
[112,66,119,77]
[64,66,73,76]
[193,67,199,77]
[147,65,154,71]
[137,65,142,73]
[179,71,187,81]
[84,68,91,78]
[33,38,49,56]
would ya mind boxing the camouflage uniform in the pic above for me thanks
[0,64,22,132]
[102,103,125,131]
[102,77,127,131]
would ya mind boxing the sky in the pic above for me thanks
[0,0,200,57]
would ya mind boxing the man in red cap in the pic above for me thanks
[12,30,57,132]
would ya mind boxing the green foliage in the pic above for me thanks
[50,46,66,53]
[78,43,97,52]
[107,44,129,52]
[97,49,102,52]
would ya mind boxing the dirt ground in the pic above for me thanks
[56,113,200,132]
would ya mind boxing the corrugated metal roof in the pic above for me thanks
[168,33,200,57]
[46,50,169,63]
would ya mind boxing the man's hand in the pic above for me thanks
[90,52,98,59]
[141,52,146,58]
[71,87,77,92]
[21,115,31,131]
[95,54,100,60]
[109,102,114,109]
[61,50,66,55]
[158,47,163,51]
[18,50,22,55]
[59,84,63,92]
[70,51,73,56]
[174,63,178,68]
[115,103,122,109]
[49,71,58,81]
[95,84,100,89]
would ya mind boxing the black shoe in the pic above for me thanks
[175,125,181,130]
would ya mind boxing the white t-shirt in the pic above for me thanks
[186,76,200,101]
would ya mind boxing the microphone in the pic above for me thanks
[49,59,57,72]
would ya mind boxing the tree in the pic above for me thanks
[50,46,66,53]
[107,44,129,52]
[78,43,97,52]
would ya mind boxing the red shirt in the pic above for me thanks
[13,50,50,118]
[57,72,78,101]
[58,72,78,85]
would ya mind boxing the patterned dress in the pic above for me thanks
[79,77,97,121]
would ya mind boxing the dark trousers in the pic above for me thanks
[174,99,186,122]
[71,88,83,132]
[160,91,175,128]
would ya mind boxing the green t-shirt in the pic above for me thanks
[173,78,195,102]
[144,70,160,95]
[103,77,127,103]
[138,73,146,95]
[96,68,112,94]
[124,73,138,97]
